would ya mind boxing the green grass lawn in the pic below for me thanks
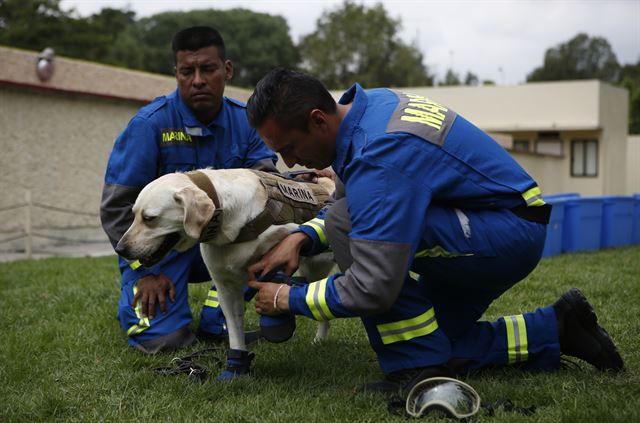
[1,246,639,422]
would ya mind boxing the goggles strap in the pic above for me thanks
[481,399,537,417]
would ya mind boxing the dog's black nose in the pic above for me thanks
[114,241,129,259]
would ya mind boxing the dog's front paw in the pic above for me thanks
[217,349,254,381]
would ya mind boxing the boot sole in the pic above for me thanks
[560,288,624,371]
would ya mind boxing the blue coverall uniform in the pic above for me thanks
[288,84,560,374]
[100,90,277,351]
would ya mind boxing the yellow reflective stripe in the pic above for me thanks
[204,298,220,308]
[505,316,516,364]
[415,245,473,258]
[377,308,438,345]
[518,314,529,361]
[522,186,546,207]
[504,314,528,363]
[129,286,150,336]
[130,260,142,270]
[305,278,335,321]
[203,289,219,308]
[409,271,420,281]
[303,217,327,245]
[127,324,147,336]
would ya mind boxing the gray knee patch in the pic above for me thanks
[135,326,196,354]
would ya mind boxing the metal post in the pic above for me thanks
[25,190,32,259]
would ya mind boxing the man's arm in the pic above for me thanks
[252,158,431,319]
[100,116,167,279]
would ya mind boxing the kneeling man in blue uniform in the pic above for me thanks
[246,68,624,394]
[101,26,276,353]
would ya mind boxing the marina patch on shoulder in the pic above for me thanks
[386,90,457,146]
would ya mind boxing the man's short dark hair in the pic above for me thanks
[172,26,226,62]
[246,68,337,132]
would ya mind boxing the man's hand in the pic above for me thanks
[292,168,337,183]
[247,278,291,316]
[132,274,176,319]
[248,232,310,278]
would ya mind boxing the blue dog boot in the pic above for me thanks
[260,313,296,343]
[217,349,255,381]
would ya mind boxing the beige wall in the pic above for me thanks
[599,83,630,195]
[0,47,255,253]
[0,46,251,104]
[0,87,143,250]
[354,80,602,132]
[507,130,605,196]
[628,135,640,194]
[509,152,564,195]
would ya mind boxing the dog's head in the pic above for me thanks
[115,173,215,267]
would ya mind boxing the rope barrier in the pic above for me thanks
[1,193,105,259]
[0,203,27,213]
[31,202,99,217]
[0,233,27,245]
[0,202,98,217]
[37,224,101,231]
[30,232,109,244]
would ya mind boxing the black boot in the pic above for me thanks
[553,288,624,371]
[358,365,453,397]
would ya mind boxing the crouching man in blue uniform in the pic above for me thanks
[100,26,277,354]
[246,69,624,394]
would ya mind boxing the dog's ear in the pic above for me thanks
[173,186,215,239]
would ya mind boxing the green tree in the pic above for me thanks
[111,8,299,87]
[438,70,478,86]
[527,33,621,82]
[528,33,638,133]
[1,3,297,88]
[0,0,70,50]
[298,1,433,89]
[0,0,136,64]
[464,71,479,86]
[441,69,461,86]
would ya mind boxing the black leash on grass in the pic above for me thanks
[153,347,224,383]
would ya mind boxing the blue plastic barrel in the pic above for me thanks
[633,193,640,245]
[562,197,603,252]
[600,196,635,248]
[542,198,566,257]
[544,192,580,201]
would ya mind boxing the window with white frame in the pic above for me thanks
[571,139,598,177]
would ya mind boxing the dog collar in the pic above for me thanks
[185,171,223,242]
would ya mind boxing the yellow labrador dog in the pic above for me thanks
[115,169,335,372]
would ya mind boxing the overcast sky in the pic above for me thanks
[60,0,639,85]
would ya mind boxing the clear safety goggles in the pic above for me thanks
[405,377,481,419]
